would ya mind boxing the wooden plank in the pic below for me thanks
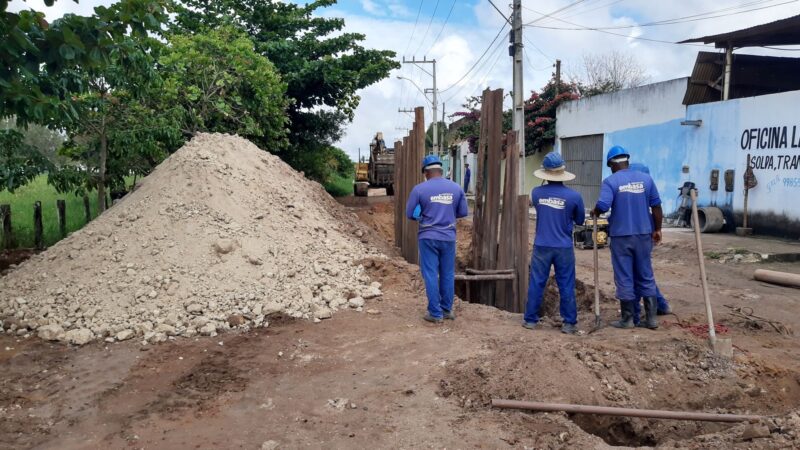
[496,130,519,311]
[1,204,12,249]
[33,201,43,250]
[409,106,425,265]
[471,88,491,273]
[57,199,66,237]
[478,88,504,306]
[466,268,514,275]
[515,195,531,313]
[401,135,410,260]
[393,140,403,249]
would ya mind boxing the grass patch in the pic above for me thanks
[324,173,353,198]
[0,175,102,248]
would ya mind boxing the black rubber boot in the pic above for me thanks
[642,296,659,329]
[611,301,635,329]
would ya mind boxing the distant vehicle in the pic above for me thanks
[354,132,395,197]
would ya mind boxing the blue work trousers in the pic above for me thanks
[524,246,577,325]
[419,239,456,319]
[610,234,657,302]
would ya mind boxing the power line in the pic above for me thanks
[525,0,589,26]
[402,0,425,56]
[487,0,511,24]
[413,0,442,55]
[557,0,626,21]
[527,0,797,31]
[524,36,554,62]
[440,22,509,93]
[443,35,508,104]
[521,6,712,46]
[426,0,457,53]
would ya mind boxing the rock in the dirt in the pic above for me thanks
[348,297,365,308]
[115,329,135,341]
[186,303,203,314]
[199,322,217,336]
[260,440,279,450]
[312,306,332,320]
[213,238,236,255]
[741,423,771,440]
[65,328,95,345]
[227,314,246,327]
[37,324,65,341]
[361,286,382,299]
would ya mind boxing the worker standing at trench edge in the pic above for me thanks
[629,162,672,325]
[406,155,469,323]
[463,163,471,194]
[523,152,585,334]
[593,146,664,330]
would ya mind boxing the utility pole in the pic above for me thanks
[402,57,438,156]
[555,59,561,94]
[511,0,525,194]
[441,102,449,179]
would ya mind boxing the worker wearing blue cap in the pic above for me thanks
[629,163,672,323]
[406,155,469,323]
[523,152,585,334]
[593,146,663,330]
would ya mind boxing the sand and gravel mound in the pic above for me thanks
[0,133,382,345]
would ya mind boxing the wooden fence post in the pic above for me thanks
[34,201,44,250]
[1,204,12,250]
[515,195,531,313]
[393,140,403,249]
[83,195,91,223]
[57,199,67,237]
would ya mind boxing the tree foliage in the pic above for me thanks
[173,0,399,181]
[574,50,649,97]
[159,27,288,147]
[0,129,53,192]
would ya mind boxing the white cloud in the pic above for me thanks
[361,0,385,16]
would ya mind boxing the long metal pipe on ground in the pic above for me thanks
[491,399,761,423]
[754,269,800,288]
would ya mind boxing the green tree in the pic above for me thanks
[173,0,398,181]
[1,117,66,166]
[158,27,288,147]
[0,129,52,192]
[522,78,580,154]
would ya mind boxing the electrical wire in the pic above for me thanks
[440,22,509,93]
[402,0,425,56]
[413,0,441,56]
[525,0,589,26]
[522,6,712,46]
[524,35,555,62]
[426,0,457,53]
[527,0,797,31]
[557,0,626,21]
[443,35,508,104]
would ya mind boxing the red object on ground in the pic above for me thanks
[664,321,730,339]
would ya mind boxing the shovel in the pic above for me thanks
[589,217,603,332]
[690,189,732,357]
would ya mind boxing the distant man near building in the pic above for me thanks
[406,155,469,323]
[523,152,585,334]
[463,163,471,194]
[593,147,663,330]
[629,162,672,324]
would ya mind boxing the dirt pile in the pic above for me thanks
[0,133,382,345]
[440,337,800,447]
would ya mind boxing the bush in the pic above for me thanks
[324,173,353,198]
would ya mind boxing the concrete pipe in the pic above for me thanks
[754,269,800,288]
[691,206,725,233]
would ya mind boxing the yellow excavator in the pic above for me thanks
[354,132,395,197]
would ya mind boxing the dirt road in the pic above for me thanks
[1,200,799,449]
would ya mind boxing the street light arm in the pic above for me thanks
[397,76,433,104]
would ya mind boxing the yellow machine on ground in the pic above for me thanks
[354,132,395,197]
[573,218,609,249]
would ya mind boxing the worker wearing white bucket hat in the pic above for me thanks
[524,152,585,334]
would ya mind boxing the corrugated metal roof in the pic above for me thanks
[684,51,800,105]
[679,14,800,48]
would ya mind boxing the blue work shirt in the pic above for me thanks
[406,177,468,241]
[596,169,662,237]
[532,183,585,248]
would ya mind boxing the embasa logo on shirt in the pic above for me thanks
[618,182,645,194]
[538,197,566,210]
[430,193,454,205]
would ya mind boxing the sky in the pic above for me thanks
[10,0,800,161]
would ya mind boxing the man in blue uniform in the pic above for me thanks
[629,163,671,324]
[523,152,585,334]
[406,155,469,323]
[593,147,663,330]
